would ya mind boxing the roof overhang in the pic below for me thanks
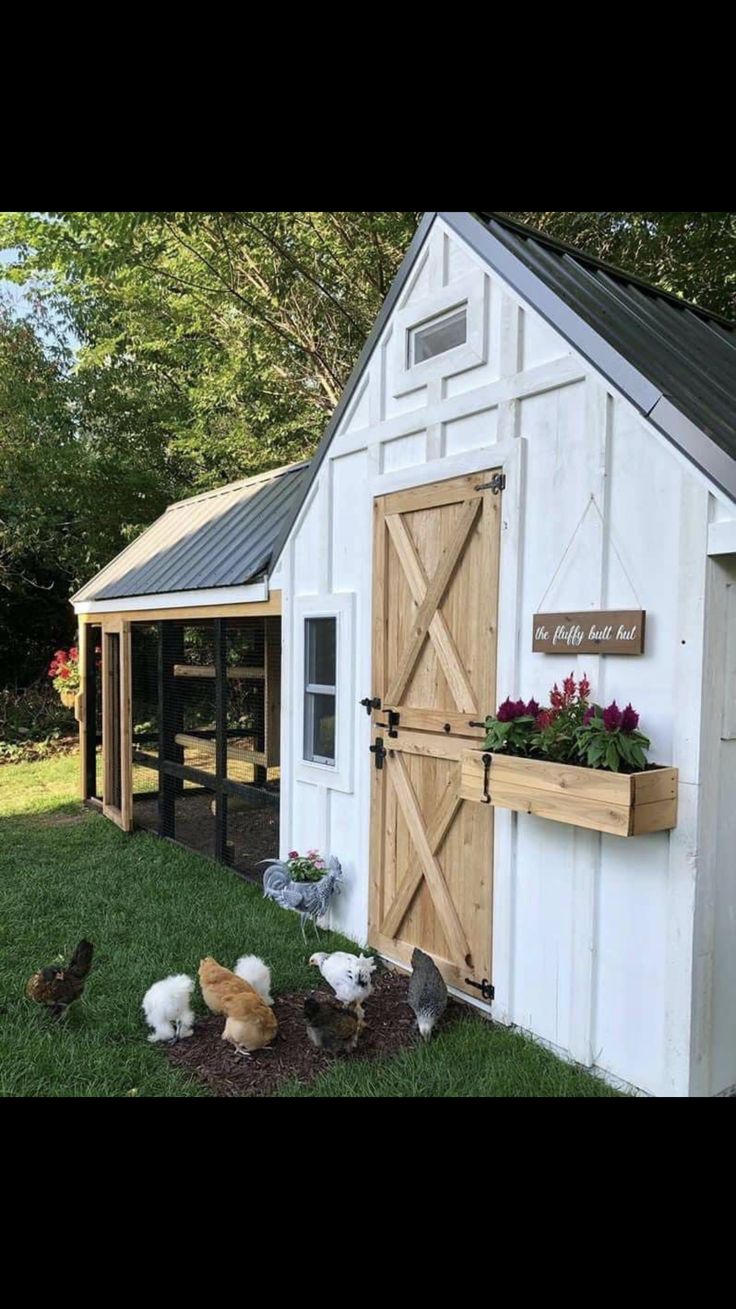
[73,580,269,616]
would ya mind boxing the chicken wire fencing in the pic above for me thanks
[130,617,280,879]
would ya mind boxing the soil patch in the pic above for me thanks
[163,968,469,1096]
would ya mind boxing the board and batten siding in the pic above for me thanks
[278,215,735,1098]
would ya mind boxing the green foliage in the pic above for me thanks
[482,712,537,757]
[576,712,651,774]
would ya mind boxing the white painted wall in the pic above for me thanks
[277,215,736,1098]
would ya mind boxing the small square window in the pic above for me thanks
[409,306,468,366]
[304,617,336,765]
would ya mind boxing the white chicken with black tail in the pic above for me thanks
[309,951,376,1014]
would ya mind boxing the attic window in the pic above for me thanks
[409,306,468,366]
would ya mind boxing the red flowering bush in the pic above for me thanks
[482,673,651,773]
[48,647,80,698]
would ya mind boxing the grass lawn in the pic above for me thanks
[0,755,623,1098]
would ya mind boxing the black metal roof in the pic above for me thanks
[73,461,310,602]
[270,211,736,569]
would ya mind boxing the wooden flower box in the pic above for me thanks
[459,751,678,837]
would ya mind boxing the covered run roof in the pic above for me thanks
[73,461,310,603]
[269,211,736,570]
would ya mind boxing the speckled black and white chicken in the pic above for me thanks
[407,947,447,1040]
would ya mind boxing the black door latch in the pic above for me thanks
[475,473,506,495]
[375,709,400,738]
[360,696,381,716]
[465,978,495,1001]
[370,737,387,770]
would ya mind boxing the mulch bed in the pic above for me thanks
[163,968,467,1097]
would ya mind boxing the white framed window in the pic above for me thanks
[294,593,355,793]
[391,273,488,398]
[409,305,468,366]
[304,617,336,764]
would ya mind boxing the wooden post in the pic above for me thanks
[158,622,182,839]
[214,618,229,862]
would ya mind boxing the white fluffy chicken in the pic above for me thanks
[142,974,195,1043]
[309,951,376,1015]
[233,955,274,1006]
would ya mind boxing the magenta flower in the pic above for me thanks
[535,710,553,730]
[602,701,622,732]
[288,850,299,859]
[620,703,640,733]
[526,699,540,718]
[496,697,519,722]
[583,706,597,726]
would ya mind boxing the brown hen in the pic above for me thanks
[26,940,95,1018]
[198,956,278,1053]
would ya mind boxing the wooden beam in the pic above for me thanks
[172,664,265,679]
[174,733,267,768]
[79,596,282,624]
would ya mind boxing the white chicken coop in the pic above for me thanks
[74,211,736,1099]
[269,212,736,1100]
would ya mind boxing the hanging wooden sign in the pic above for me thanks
[533,611,646,655]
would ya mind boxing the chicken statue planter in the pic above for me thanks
[261,851,343,942]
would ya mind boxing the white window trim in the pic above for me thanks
[294,593,355,793]
[392,273,488,398]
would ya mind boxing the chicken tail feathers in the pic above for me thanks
[68,940,94,978]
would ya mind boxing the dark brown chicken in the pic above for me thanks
[304,993,362,1054]
[26,940,95,1018]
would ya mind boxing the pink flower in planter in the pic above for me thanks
[620,704,640,732]
[602,701,622,732]
[288,850,299,859]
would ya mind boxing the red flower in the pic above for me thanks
[68,647,78,660]
[602,701,622,732]
[583,706,598,726]
[550,684,563,710]
[497,697,520,722]
[526,699,540,718]
[535,710,553,730]
[288,850,299,859]
[620,704,640,733]
[579,674,591,701]
[49,661,59,676]
[60,667,70,680]
[563,674,577,703]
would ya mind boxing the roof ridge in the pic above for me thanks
[475,212,736,330]
[166,459,310,511]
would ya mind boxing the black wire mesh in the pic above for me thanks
[129,616,280,877]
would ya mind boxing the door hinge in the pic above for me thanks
[465,978,495,1002]
[475,473,506,495]
[369,736,387,770]
[360,696,381,716]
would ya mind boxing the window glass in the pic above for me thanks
[304,618,336,764]
[410,306,467,365]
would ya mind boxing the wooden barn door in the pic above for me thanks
[369,471,501,998]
